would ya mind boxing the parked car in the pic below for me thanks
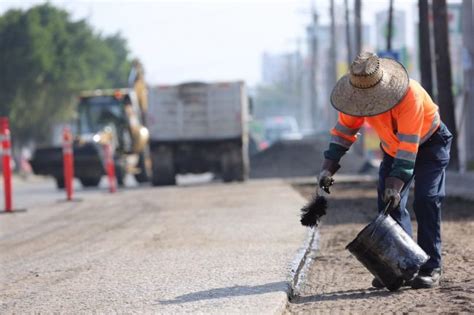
[263,116,303,145]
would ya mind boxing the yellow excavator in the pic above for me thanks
[31,60,151,188]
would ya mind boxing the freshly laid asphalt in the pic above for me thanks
[0,179,308,313]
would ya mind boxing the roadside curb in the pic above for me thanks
[288,228,319,300]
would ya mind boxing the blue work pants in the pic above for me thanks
[377,122,453,271]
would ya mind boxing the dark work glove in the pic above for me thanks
[383,177,404,208]
[318,159,340,194]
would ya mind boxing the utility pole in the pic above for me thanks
[329,0,338,125]
[462,0,474,169]
[353,0,365,158]
[354,0,362,55]
[308,11,319,131]
[418,0,433,97]
[387,0,394,51]
[432,0,459,170]
[344,0,353,65]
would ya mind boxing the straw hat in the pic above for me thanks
[330,52,409,117]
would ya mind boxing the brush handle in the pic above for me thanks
[316,185,328,197]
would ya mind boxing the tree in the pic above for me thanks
[432,0,459,170]
[0,4,132,147]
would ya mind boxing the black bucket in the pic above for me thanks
[346,212,429,291]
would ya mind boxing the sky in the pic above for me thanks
[0,0,421,86]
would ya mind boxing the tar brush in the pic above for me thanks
[300,187,328,228]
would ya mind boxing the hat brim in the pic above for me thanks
[330,58,409,117]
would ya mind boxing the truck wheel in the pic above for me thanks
[221,145,248,183]
[114,162,125,187]
[151,146,176,186]
[221,152,234,183]
[55,177,65,189]
[79,176,101,187]
[134,149,151,184]
[233,147,249,182]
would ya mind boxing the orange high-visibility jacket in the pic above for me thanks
[326,79,440,182]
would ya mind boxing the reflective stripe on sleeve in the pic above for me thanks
[334,121,360,136]
[395,149,417,162]
[420,113,440,144]
[397,133,420,144]
[330,134,353,149]
[380,140,390,152]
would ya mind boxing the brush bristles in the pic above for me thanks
[300,195,328,227]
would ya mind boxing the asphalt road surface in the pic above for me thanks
[0,176,308,313]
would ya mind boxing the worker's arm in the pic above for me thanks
[324,112,365,162]
[390,90,424,183]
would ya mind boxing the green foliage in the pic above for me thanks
[0,3,132,144]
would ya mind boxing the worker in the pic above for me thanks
[318,52,453,289]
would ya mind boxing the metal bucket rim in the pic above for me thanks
[346,213,386,251]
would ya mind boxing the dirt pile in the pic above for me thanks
[250,136,368,179]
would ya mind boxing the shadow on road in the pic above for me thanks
[291,287,404,304]
[158,281,288,304]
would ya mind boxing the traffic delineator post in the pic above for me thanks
[103,143,117,193]
[1,117,12,212]
[0,117,26,214]
[62,127,74,201]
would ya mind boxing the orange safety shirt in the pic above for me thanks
[327,79,440,181]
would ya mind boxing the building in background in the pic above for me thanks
[261,52,302,86]
[304,22,371,134]
[257,6,373,136]
[255,51,303,127]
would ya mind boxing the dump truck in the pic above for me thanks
[30,61,151,188]
[147,81,250,185]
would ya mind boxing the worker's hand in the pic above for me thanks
[318,170,334,194]
[383,177,404,208]
[383,188,401,208]
[318,159,340,194]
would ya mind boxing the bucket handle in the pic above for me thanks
[370,174,415,237]
[382,174,415,216]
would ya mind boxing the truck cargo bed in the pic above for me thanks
[147,82,247,141]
